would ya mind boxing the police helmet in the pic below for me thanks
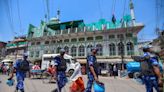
[23,53,28,57]
[142,45,153,52]
[60,49,66,54]
[91,47,98,52]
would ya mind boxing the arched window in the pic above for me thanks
[118,42,124,55]
[79,45,85,56]
[56,47,61,53]
[44,50,48,54]
[36,51,40,57]
[109,43,116,56]
[96,44,103,56]
[64,46,69,54]
[127,42,134,55]
[51,50,55,54]
[87,45,93,54]
[71,46,77,56]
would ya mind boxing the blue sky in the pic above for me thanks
[0,0,161,42]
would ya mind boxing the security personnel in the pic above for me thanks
[142,46,162,92]
[54,49,67,92]
[85,47,99,92]
[9,53,30,92]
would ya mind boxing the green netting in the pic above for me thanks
[123,15,131,22]
[85,19,122,31]
[106,21,120,29]
[78,22,85,28]
[28,24,36,34]
[18,42,27,45]
[7,42,27,47]
[28,17,132,38]
[95,23,102,30]
[6,43,16,47]
[33,28,42,37]
[99,19,107,24]
[60,24,66,30]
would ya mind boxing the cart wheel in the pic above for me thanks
[42,72,52,84]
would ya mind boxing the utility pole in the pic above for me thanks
[15,42,18,60]
[120,38,124,70]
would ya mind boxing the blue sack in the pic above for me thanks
[93,82,105,92]
[6,79,14,86]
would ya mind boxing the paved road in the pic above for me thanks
[0,75,146,92]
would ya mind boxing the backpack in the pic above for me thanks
[18,59,30,72]
[140,60,155,76]
[55,56,67,71]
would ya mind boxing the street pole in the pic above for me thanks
[120,39,124,70]
[121,50,124,70]
[15,42,18,60]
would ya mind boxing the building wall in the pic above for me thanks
[0,42,7,60]
[28,32,137,62]
[5,38,27,60]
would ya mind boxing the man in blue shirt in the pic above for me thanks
[85,47,99,92]
[53,49,67,92]
[9,53,30,92]
[141,46,162,92]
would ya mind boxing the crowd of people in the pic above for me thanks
[1,45,163,92]
[0,62,14,75]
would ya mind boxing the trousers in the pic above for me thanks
[143,76,159,92]
[16,75,25,92]
[56,72,67,92]
[85,73,95,92]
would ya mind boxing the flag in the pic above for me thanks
[112,14,116,24]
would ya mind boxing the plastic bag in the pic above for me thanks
[6,79,15,86]
[93,82,105,92]
[70,77,85,92]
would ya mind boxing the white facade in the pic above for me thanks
[28,24,144,64]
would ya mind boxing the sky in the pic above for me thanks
[0,0,163,42]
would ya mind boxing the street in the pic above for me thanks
[0,75,146,92]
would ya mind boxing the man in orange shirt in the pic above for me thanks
[47,65,55,82]
[47,65,55,76]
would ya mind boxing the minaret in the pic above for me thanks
[129,0,136,26]
[57,9,60,22]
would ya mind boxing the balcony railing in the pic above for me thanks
[29,22,137,38]
[70,28,76,33]
[55,30,61,35]
[62,29,68,34]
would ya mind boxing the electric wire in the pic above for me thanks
[17,0,23,35]
[111,0,116,15]
[98,0,103,19]
[3,0,16,37]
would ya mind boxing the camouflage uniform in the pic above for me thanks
[142,52,160,92]
[14,60,29,92]
[54,56,67,92]
[85,55,98,92]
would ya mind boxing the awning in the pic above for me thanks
[77,58,134,64]
[77,59,86,64]
[1,59,13,63]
